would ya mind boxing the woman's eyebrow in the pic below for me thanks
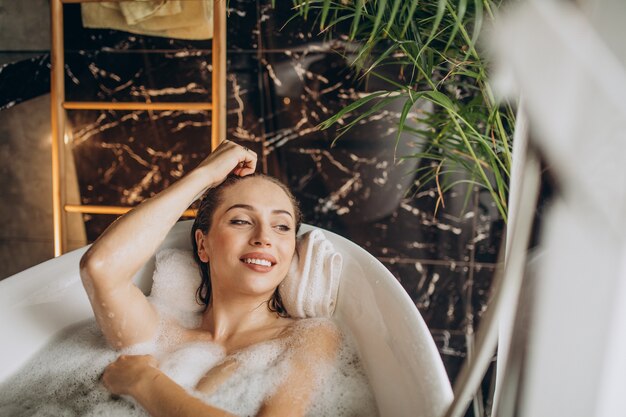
[272,209,294,219]
[225,204,293,218]
[225,204,254,213]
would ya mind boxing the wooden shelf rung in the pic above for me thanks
[65,204,197,217]
[61,0,171,3]
[63,101,212,111]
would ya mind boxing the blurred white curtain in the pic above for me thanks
[491,0,626,416]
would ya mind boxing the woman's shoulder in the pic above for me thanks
[282,317,340,336]
[287,317,338,331]
[282,318,342,360]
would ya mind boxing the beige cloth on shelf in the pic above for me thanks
[110,1,183,26]
[81,1,213,40]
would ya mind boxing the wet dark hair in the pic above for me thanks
[191,174,302,317]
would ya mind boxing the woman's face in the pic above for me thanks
[196,177,297,300]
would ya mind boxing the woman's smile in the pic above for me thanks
[240,251,277,272]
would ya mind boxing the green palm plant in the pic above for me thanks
[288,0,514,222]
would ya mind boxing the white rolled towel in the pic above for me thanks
[279,229,343,318]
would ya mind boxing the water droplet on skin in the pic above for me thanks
[107,312,115,319]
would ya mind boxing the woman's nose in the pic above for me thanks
[250,225,271,247]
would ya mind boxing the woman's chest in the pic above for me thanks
[154,333,293,416]
[156,328,291,389]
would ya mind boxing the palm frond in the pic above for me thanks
[288,0,515,220]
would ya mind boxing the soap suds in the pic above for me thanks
[0,316,378,417]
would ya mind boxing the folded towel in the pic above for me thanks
[279,229,343,318]
[82,1,213,40]
[114,1,183,26]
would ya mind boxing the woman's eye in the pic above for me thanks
[230,219,251,226]
[275,224,291,232]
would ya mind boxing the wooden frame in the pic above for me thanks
[50,0,226,255]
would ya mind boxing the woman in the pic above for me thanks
[79,140,340,417]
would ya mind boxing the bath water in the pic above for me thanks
[0,315,378,417]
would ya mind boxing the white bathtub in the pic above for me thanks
[0,222,452,417]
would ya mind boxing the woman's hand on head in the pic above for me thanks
[102,354,160,397]
[196,139,257,187]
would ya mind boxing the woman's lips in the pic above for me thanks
[241,262,273,272]
[240,252,277,272]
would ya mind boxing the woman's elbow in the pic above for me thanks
[79,247,107,287]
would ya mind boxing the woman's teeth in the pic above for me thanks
[243,258,272,267]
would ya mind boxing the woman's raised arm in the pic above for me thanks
[80,140,257,349]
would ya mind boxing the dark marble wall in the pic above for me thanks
[0,0,50,108]
[0,55,50,110]
[0,0,504,392]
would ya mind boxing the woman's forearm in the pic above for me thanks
[131,368,237,417]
